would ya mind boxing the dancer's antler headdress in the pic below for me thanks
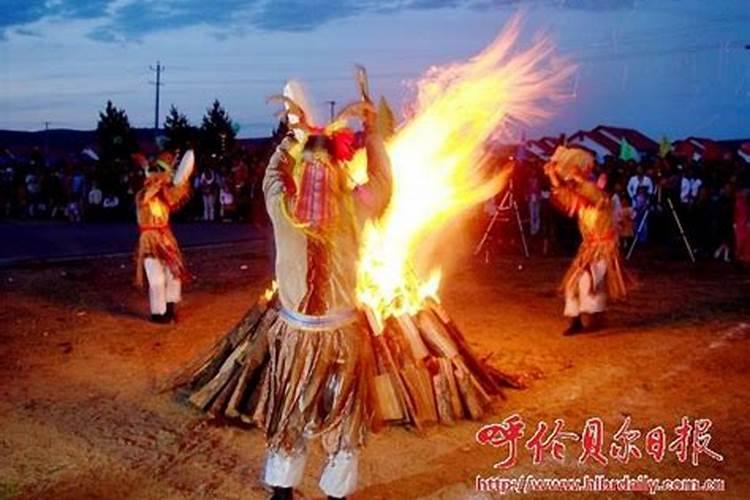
[268,66,376,161]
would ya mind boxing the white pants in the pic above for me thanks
[144,257,181,315]
[264,449,358,498]
[564,259,607,317]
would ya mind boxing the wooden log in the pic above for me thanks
[364,307,422,430]
[402,363,438,425]
[416,310,458,358]
[373,372,405,421]
[455,366,484,420]
[170,301,268,392]
[225,322,271,419]
[364,308,384,336]
[396,314,429,360]
[427,302,504,395]
[188,339,248,410]
[432,371,455,426]
[437,357,463,419]
[224,360,253,419]
[208,362,244,418]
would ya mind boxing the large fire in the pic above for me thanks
[355,16,574,324]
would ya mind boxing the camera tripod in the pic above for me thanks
[474,180,530,260]
[626,195,695,263]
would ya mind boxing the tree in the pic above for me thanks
[200,99,236,160]
[96,100,137,176]
[163,105,196,152]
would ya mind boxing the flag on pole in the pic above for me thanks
[659,136,672,158]
[619,138,639,162]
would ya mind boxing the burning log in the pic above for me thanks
[362,299,515,430]
[366,309,422,430]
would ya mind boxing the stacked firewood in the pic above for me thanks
[171,295,278,423]
[365,300,521,430]
[170,290,521,429]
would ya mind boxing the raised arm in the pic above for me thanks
[263,136,297,208]
[353,122,392,219]
[163,149,195,209]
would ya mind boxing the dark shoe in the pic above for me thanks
[270,487,293,500]
[166,302,177,323]
[150,313,169,324]
[562,316,583,336]
[582,312,606,332]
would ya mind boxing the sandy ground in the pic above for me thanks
[1,243,748,500]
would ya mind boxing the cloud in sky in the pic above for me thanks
[1,0,644,41]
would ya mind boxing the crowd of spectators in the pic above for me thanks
[0,149,269,225]
[510,151,750,263]
[3,144,750,264]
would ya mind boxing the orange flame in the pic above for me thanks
[261,280,278,303]
[355,16,574,322]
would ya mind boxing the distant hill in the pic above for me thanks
[0,128,153,158]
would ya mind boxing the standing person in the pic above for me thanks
[712,182,734,263]
[198,167,217,221]
[527,166,542,236]
[626,165,654,203]
[633,185,650,243]
[735,183,750,266]
[24,170,41,218]
[617,195,635,250]
[132,150,195,323]
[544,146,629,335]
[87,181,103,222]
[219,179,235,221]
[175,78,392,500]
[257,87,391,500]
[680,166,702,205]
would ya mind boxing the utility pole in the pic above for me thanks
[149,61,164,134]
[325,100,336,121]
[43,121,50,167]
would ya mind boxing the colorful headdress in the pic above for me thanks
[155,151,175,173]
[550,146,594,181]
[269,69,375,234]
[132,151,175,177]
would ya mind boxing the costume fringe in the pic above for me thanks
[170,291,521,455]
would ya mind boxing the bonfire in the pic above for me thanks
[173,16,573,429]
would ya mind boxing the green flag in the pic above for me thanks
[619,138,638,161]
[659,135,672,158]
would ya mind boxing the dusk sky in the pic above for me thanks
[1,0,749,140]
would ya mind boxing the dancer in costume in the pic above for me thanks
[544,146,629,335]
[256,77,393,500]
[133,149,195,323]
[173,71,515,500]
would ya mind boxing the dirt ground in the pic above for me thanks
[1,242,748,500]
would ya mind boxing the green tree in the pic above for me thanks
[200,99,236,160]
[96,100,137,177]
[163,105,196,151]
